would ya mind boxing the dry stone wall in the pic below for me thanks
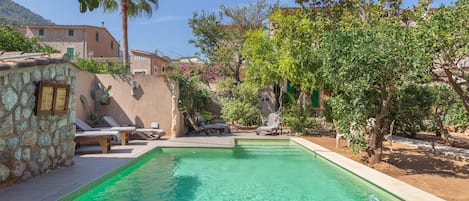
[0,62,77,187]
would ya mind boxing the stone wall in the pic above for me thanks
[0,55,77,187]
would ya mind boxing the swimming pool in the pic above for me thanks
[61,139,401,201]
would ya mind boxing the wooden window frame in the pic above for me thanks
[36,82,70,116]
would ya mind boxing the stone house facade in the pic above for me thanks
[19,25,120,60]
[0,52,77,187]
[130,49,169,76]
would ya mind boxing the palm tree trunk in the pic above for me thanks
[121,0,129,66]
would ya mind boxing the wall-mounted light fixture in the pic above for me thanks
[130,80,138,96]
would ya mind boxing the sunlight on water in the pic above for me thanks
[73,140,401,201]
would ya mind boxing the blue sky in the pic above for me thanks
[13,0,453,59]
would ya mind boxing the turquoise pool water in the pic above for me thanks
[65,140,401,201]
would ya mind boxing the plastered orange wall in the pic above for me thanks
[75,71,184,137]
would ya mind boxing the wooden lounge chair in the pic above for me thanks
[75,118,135,145]
[75,130,119,154]
[256,113,282,135]
[103,116,165,140]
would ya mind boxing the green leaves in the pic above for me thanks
[78,0,156,17]
[78,0,100,12]
[74,58,130,74]
[189,1,276,82]
[0,25,59,53]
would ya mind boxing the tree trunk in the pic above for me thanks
[296,91,305,112]
[435,105,454,145]
[444,69,469,113]
[164,77,179,138]
[170,80,178,138]
[368,111,385,165]
[234,55,244,83]
[368,83,395,165]
[121,0,129,67]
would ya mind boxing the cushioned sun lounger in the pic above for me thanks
[75,130,119,153]
[103,116,165,140]
[75,118,135,145]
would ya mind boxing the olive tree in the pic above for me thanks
[319,11,431,164]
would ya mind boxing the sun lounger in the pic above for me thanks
[75,118,135,145]
[102,116,165,140]
[75,130,119,154]
[256,113,282,135]
[186,115,230,135]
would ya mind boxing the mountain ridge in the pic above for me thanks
[0,0,54,26]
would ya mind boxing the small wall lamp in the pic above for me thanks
[130,80,138,96]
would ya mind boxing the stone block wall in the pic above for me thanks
[0,59,77,187]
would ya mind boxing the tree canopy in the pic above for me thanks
[0,25,58,53]
[241,0,444,164]
[419,0,469,112]
[188,0,276,82]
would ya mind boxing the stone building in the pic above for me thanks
[0,52,77,187]
[130,49,169,76]
[19,24,120,60]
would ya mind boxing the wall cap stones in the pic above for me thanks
[0,52,71,70]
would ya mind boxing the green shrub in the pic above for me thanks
[220,98,259,126]
[75,58,129,74]
[0,25,58,53]
[388,84,433,137]
[283,111,319,134]
[220,82,260,126]
[178,76,213,113]
[280,93,320,134]
[216,77,236,97]
[446,102,469,132]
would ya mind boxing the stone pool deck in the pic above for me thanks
[0,133,443,201]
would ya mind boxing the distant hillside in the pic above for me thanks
[0,0,54,25]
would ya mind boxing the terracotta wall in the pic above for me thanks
[20,26,119,59]
[130,52,152,75]
[75,71,183,137]
[85,27,119,58]
[75,71,95,122]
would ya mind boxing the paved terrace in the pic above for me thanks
[393,136,469,161]
[0,133,443,201]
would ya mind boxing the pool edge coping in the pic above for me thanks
[291,137,445,201]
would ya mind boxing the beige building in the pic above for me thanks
[19,24,120,60]
[130,49,169,76]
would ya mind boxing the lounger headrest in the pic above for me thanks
[75,118,94,131]
[103,116,120,127]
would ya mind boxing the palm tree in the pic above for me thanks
[79,0,159,66]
